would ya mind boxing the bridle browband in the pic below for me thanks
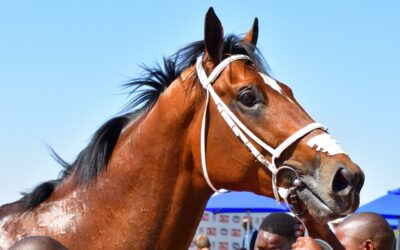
[196,54,345,205]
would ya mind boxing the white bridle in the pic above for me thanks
[196,54,345,204]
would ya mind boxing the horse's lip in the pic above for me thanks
[296,184,335,215]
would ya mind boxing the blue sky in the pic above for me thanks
[0,1,399,208]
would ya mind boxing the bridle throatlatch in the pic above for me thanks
[196,54,345,235]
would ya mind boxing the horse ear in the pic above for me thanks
[204,7,224,64]
[242,18,259,48]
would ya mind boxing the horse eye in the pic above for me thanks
[238,89,257,107]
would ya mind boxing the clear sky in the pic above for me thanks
[0,1,399,208]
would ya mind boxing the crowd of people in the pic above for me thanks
[194,212,395,250]
[8,212,396,250]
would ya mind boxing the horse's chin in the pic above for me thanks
[295,186,354,224]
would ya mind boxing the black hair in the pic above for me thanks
[259,213,297,239]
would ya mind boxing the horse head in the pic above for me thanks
[196,8,364,223]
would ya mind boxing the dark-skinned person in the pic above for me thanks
[254,212,297,250]
[9,236,68,250]
[292,212,395,250]
[194,233,211,250]
[254,212,333,250]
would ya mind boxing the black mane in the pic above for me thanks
[15,34,271,211]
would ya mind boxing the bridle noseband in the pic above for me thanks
[196,54,345,234]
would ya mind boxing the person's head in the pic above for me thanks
[242,216,254,230]
[255,213,297,250]
[194,234,211,250]
[9,236,68,250]
[334,212,395,250]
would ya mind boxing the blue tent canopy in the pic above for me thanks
[357,188,400,229]
[205,191,289,214]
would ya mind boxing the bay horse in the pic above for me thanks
[0,8,364,249]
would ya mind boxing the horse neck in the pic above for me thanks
[82,72,213,248]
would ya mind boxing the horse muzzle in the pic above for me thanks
[295,162,364,223]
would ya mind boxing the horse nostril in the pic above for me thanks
[332,168,354,193]
[355,168,365,192]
